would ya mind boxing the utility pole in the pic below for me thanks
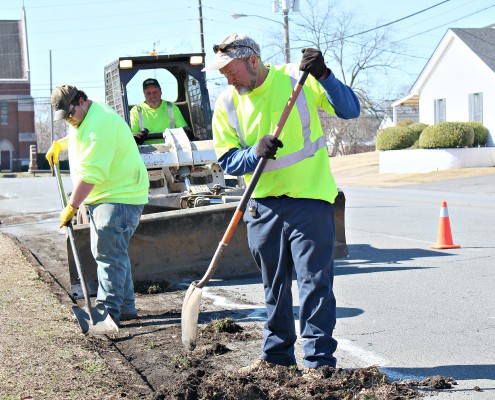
[198,0,205,55]
[272,0,299,63]
[49,49,54,144]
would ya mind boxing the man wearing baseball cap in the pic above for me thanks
[129,78,188,144]
[206,33,360,378]
[46,84,148,326]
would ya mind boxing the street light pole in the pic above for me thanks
[198,0,205,55]
[283,8,290,63]
[231,13,290,64]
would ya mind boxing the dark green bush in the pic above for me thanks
[376,126,419,150]
[465,121,488,146]
[419,122,474,149]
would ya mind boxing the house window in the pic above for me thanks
[0,101,7,125]
[469,92,483,123]
[434,98,446,123]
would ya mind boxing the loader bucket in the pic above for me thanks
[66,192,348,298]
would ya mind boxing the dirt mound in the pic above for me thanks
[146,320,455,400]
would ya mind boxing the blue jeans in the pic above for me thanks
[244,196,337,368]
[87,203,144,323]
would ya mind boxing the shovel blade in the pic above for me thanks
[181,283,203,350]
[72,304,119,335]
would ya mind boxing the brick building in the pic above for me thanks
[0,7,36,172]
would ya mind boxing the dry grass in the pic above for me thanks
[0,233,145,400]
[330,151,495,187]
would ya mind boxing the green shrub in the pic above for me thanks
[419,122,474,149]
[407,123,429,136]
[397,119,415,127]
[376,126,419,150]
[465,121,488,146]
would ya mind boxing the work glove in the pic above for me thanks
[134,128,149,145]
[256,134,284,160]
[300,48,329,80]
[46,141,62,170]
[59,203,78,228]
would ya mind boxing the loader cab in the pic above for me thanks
[104,54,212,140]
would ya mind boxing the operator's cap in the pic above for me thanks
[51,84,78,121]
[143,78,161,89]
[202,33,260,72]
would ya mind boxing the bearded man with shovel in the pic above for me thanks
[203,33,360,378]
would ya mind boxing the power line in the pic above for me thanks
[341,0,452,40]
[392,3,495,44]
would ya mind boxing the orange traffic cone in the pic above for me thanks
[431,201,460,249]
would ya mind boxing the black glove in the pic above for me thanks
[300,48,329,80]
[133,128,149,145]
[256,134,284,159]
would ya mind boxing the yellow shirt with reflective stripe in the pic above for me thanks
[130,100,187,144]
[213,64,338,203]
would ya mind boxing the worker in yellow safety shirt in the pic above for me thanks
[203,33,360,378]
[45,85,149,326]
[130,78,188,145]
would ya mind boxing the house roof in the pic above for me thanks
[405,26,495,96]
[450,27,495,74]
[0,19,27,80]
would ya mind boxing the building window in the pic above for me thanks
[434,98,446,123]
[468,92,483,123]
[0,101,7,125]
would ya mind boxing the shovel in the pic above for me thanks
[181,70,310,350]
[54,163,119,335]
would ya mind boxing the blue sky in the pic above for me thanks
[2,0,494,106]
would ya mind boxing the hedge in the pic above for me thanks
[376,125,423,151]
[419,122,474,149]
[378,121,488,150]
[464,121,488,146]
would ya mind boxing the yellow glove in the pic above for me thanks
[46,141,62,169]
[59,203,78,228]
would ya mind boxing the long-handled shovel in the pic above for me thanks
[54,163,119,335]
[181,70,310,350]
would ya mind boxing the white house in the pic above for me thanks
[392,26,495,147]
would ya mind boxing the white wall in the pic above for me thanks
[379,148,495,173]
[418,37,495,146]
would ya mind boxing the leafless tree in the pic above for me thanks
[34,98,67,156]
[282,0,407,155]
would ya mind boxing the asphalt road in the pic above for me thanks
[1,175,494,398]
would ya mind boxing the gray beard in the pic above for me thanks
[236,73,257,95]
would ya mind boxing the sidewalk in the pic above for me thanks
[0,233,150,400]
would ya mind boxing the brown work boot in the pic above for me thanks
[238,359,278,374]
[301,366,334,381]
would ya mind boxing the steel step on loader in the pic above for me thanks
[67,53,348,299]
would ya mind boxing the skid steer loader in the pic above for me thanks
[67,53,348,299]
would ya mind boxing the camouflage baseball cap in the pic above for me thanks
[51,84,78,121]
[202,33,260,72]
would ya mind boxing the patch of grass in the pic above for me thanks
[170,355,191,368]
[212,317,240,333]
[81,359,106,374]
[134,280,170,294]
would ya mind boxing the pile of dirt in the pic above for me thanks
[147,319,456,400]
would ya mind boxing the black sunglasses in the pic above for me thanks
[213,43,257,54]
[67,104,78,119]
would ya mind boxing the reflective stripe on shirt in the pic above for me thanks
[221,64,326,173]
